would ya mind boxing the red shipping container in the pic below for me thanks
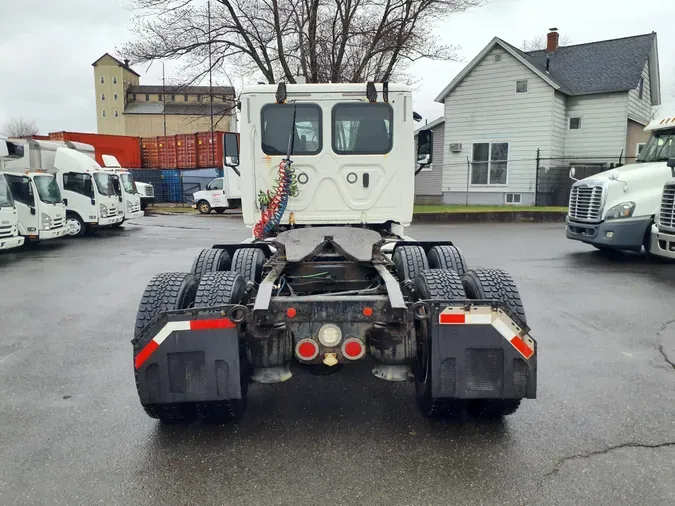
[48,131,142,168]
[176,134,198,169]
[196,131,224,168]
[157,136,177,169]
[141,137,160,168]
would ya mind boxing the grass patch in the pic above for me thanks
[414,205,568,214]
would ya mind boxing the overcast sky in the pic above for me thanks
[0,0,673,134]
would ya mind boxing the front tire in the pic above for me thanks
[197,200,211,214]
[65,214,87,237]
[413,269,466,418]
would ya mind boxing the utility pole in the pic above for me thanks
[162,62,167,137]
[208,0,215,168]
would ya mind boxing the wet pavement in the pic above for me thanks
[1,215,674,506]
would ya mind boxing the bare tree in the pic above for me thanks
[121,0,483,85]
[3,118,39,138]
[521,34,572,52]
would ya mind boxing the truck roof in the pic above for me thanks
[241,82,411,95]
[645,115,675,132]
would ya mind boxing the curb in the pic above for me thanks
[412,211,567,223]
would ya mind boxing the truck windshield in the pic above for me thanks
[34,175,62,204]
[120,173,138,194]
[93,173,116,196]
[0,174,14,207]
[110,175,123,196]
[637,129,675,163]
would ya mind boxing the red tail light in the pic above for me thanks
[295,339,319,360]
[342,338,366,360]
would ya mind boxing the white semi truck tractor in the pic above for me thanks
[0,140,24,251]
[647,116,675,259]
[566,116,675,253]
[131,83,537,424]
[4,139,123,236]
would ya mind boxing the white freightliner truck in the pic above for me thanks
[4,139,123,236]
[101,155,144,225]
[0,140,25,250]
[0,137,67,242]
[566,115,675,253]
[132,83,537,424]
[648,117,675,259]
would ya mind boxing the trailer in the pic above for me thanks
[132,83,537,424]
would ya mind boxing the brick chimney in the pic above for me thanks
[124,58,130,67]
[547,28,559,53]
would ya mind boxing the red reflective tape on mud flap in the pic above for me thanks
[509,335,534,359]
[439,313,466,324]
[134,318,235,370]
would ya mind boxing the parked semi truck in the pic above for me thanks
[101,155,144,225]
[0,140,24,250]
[132,83,537,424]
[4,139,123,236]
[566,115,675,253]
[648,117,675,259]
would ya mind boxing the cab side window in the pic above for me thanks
[208,179,223,190]
[6,175,34,206]
[63,172,93,197]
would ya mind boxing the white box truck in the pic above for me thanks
[566,116,675,253]
[101,155,144,224]
[4,139,123,236]
[191,135,242,213]
[0,140,24,251]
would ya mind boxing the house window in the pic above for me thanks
[505,193,522,204]
[145,94,150,101]
[569,117,582,130]
[101,93,105,101]
[114,110,119,118]
[636,142,646,158]
[184,95,189,102]
[170,94,176,102]
[158,94,163,101]
[638,77,644,100]
[132,94,137,101]
[102,110,107,118]
[515,80,528,93]
[100,76,104,84]
[197,94,202,102]
[113,77,117,85]
[113,93,118,101]
[471,142,509,185]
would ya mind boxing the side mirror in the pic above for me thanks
[667,158,675,169]
[223,132,241,176]
[63,198,68,206]
[0,140,8,158]
[415,130,433,175]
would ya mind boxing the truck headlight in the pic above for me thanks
[126,200,133,211]
[605,202,635,220]
[100,203,108,216]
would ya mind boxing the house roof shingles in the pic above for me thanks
[522,33,656,96]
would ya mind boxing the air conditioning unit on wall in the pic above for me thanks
[449,143,462,153]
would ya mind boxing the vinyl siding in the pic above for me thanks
[415,123,444,196]
[564,92,629,158]
[551,91,566,157]
[627,61,651,125]
[443,47,555,194]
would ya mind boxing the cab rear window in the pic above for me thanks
[332,103,393,155]
[261,104,322,156]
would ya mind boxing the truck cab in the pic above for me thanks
[566,117,675,253]
[648,122,675,259]
[0,171,24,251]
[192,177,229,214]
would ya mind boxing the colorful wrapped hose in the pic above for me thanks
[253,159,298,239]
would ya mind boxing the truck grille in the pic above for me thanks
[52,217,64,229]
[658,183,675,232]
[0,225,12,239]
[131,203,141,213]
[568,184,605,222]
[106,208,118,218]
[146,187,154,197]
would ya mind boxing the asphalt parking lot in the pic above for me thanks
[1,215,674,506]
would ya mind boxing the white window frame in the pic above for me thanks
[504,192,522,205]
[470,141,510,186]
[515,80,529,94]
[636,142,646,158]
[569,117,582,130]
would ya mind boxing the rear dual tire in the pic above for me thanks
[134,271,249,424]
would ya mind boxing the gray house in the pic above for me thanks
[428,30,661,205]
[414,117,445,204]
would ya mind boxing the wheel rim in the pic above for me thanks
[66,218,81,236]
[200,203,209,213]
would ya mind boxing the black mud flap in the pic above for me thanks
[133,307,244,405]
[426,302,537,400]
